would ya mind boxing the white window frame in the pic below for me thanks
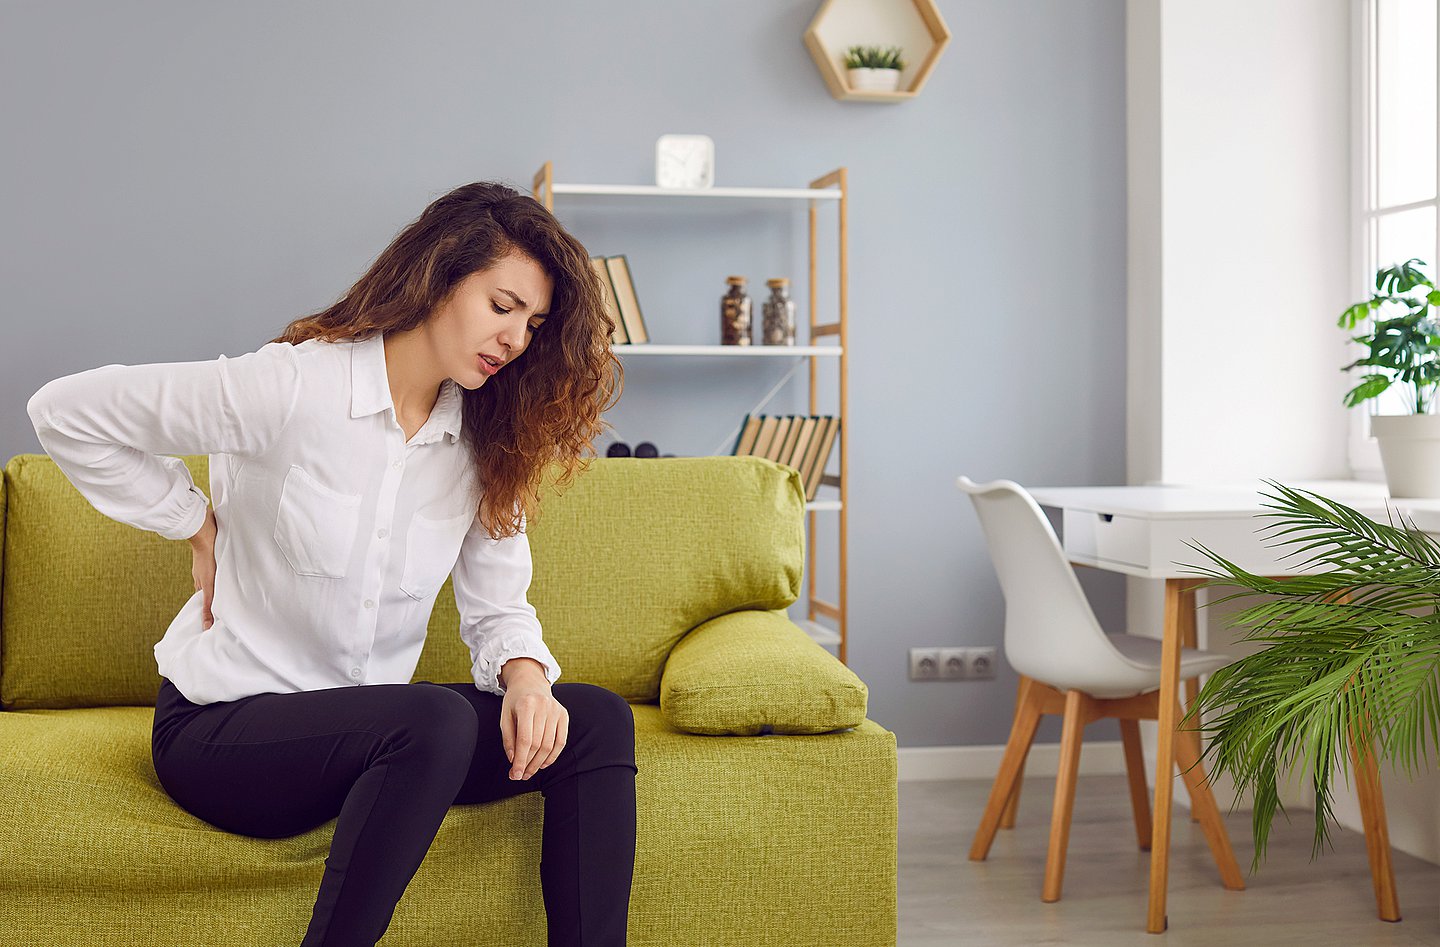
[1348,0,1440,480]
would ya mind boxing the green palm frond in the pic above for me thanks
[1174,478,1440,871]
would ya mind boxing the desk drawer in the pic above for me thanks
[1063,509,1150,568]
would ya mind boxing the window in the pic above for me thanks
[1350,0,1439,477]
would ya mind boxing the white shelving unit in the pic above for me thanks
[531,162,851,660]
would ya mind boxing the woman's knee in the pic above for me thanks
[394,683,481,758]
[553,683,636,769]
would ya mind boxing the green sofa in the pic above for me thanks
[0,452,897,946]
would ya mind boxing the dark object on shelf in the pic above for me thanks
[607,442,632,457]
[763,278,796,346]
[721,275,752,345]
[634,442,660,458]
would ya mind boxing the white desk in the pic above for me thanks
[1026,479,1432,933]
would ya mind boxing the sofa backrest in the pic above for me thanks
[1,453,806,709]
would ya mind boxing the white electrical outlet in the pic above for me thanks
[938,647,969,680]
[966,647,997,680]
[909,648,941,680]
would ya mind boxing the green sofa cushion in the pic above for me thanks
[661,609,869,735]
[2,454,808,715]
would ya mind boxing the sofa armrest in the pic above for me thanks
[659,608,868,735]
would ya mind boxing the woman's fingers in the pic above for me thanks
[503,692,568,780]
[189,508,219,631]
[510,698,536,779]
[531,712,568,777]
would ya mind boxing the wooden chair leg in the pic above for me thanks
[1000,768,1023,828]
[1173,706,1245,891]
[1119,718,1151,851]
[1349,726,1401,922]
[1001,677,1029,829]
[971,676,1044,861]
[1179,585,1201,824]
[1042,689,1088,902]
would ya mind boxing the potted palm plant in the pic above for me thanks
[1179,479,1440,867]
[1341,258,1440,496]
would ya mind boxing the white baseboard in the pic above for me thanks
[898,740,1127,782]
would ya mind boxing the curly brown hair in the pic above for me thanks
[269,181,622,539]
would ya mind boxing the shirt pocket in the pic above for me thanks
[400,508,473,601]
[273,464,362,579]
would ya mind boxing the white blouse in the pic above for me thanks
[25,333,562,705]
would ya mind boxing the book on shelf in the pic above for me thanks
[731,413,840,501]
[590,254,649,345]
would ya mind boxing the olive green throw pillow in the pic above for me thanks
[660,608,868,735]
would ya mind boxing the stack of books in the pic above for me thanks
[590,254,650,344]
[731,414,840,501]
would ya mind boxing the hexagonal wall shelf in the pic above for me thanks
[803,0,951,102]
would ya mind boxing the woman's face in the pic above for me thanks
[431,250,553,389]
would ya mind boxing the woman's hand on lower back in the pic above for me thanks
[187,507,219,630]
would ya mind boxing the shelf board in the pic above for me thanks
[797,618,842,647]
[551,183,842,201]
[805,500,842,512]
[612,344,841,357]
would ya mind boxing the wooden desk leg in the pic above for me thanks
[1349,716,1402,921]
[1147,578,1189,933]
[1327,586,1401,922]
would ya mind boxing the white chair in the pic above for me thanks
[955,475,1244,904]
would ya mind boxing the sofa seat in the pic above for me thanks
[0,701,898,946]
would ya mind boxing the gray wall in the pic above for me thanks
[0,0,1128,748]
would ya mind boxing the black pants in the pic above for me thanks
[151,675,638,947]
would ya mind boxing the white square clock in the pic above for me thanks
[655,134,715,189]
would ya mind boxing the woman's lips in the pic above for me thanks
[477,353,499,376]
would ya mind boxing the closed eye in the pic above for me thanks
[493,301,545,333]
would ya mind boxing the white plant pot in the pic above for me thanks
[1371,413,1440,497]
[847,67,901,93]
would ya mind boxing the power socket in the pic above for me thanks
[938,647,969,680]
[966,646,997,680]
[912,647,999,680]
[908,648,941,680]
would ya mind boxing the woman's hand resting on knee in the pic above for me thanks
[186,507,219,630]
[500,659,568,781]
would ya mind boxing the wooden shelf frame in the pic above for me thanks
[532,161,850,665]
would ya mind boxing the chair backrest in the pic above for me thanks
[956,476,1138,693]
[2,453,807,709]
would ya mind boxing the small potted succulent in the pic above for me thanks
[1340,258,1440,496]
[843,44,906,93]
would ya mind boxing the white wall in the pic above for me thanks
[1121,0,1440,868]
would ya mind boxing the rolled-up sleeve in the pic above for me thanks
[25,341,302,541]
[453,509,562,696]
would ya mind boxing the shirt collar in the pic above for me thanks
[349,333,464,445]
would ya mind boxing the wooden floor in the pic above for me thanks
[901,774,1440,945]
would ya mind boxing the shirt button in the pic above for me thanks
[364,599,375,609]
[350,667,361,679]
[392,460,402,470]
[377,528,388,539]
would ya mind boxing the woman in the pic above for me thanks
[25,181,632,946]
